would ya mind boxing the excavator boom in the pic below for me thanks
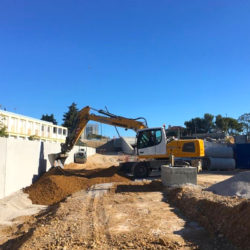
[60,106,147,155]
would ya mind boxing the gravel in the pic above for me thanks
[207,171,250,198]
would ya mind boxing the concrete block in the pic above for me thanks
[161,165,197,186]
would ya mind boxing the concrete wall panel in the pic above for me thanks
[0,139,96,198]
[5,138,42,196]
[0,138,7,198]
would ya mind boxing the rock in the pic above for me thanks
[158,238,166,246]
[127,242,134,247]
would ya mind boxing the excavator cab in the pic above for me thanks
[137,127,167,158]
[137,127,205,159]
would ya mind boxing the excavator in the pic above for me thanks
[55,106,204,178]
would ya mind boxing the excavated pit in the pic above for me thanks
[24,166,131,205]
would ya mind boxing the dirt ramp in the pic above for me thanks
[167,186,250,249]
[24,166,130,206]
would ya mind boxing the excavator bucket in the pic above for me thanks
[48,153,68,168]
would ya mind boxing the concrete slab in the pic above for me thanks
[161,165,197,186]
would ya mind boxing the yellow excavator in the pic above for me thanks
[56,106,204,178]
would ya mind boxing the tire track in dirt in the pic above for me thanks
[85,183,113,248]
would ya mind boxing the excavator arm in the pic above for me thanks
[60,106,147,155]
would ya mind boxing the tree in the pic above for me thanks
[215,115,227,131]
[62,102,79,132]
[41,114,57,125]
[0,126,8,137]
[226,117,243,135]
[184,114,214,134]
[185,118,203,134]
[203,113,214,133]
[0,115,8,137]
[215,115,243,135]
[238,113,250,135]
[185,113,242,135]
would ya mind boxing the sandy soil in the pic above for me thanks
[0,182,235,250]
[64,153,122,170]
[0,154,246,249]
[24,165,131,205]
[197,172,234,187]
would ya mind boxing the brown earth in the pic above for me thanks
[197,171,234,187]
[24,165,131,205]
[167,186,250,250]
[64,153,123,170]
[1,182,236,250]
[1,155,248,249]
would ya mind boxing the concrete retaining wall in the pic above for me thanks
[0,138,96,198]
[120,137,134,155]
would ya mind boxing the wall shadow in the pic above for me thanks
[32,142,47,183]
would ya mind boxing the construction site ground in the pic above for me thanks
[0,154,249,250]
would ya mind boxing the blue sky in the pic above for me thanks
[0,0,249,137]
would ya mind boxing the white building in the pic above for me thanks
[81,123,99,139]
[0,110,67,143]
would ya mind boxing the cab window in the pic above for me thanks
[137,129,162,149]
[155,130,162,144]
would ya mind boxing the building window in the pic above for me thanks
[58,128,62,135]
[41,125,44,131]
[63,129,67,136]
[53,127,57,134]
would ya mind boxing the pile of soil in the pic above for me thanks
[64,153,121,170]
[207,171,250,198]
[167,186,250,249]
[24,166,130,206]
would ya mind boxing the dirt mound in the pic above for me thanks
[64,153,121,170]
[167,186,250,249]
[207,171,250,198]
[24,166,130,206]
